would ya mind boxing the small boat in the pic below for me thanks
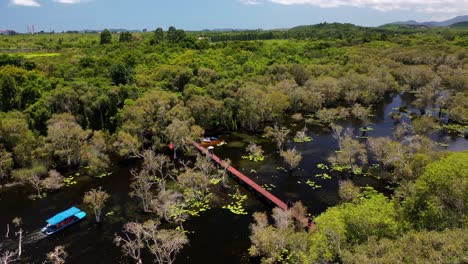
[201,138,225,147]
[41,207,86,235]
[202,137,218,142]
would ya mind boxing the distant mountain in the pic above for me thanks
[450,21,468,29]
[391,20,422,26]
[383,15,468,28]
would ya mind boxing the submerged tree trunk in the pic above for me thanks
[141,197,149,213]
[361,128,367,138]
[222,173,228,188]
[100,110,105,130]
[30,174,42,198]
[94,208,101,223]
[17,229,22,257]
[159,179,167,193]
[1,250,18,264]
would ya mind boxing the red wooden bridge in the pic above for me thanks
[192,141,315,230]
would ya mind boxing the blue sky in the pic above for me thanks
[2,0,468,32]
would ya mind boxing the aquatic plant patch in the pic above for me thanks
[222,192,248,215]
[306,179,321,189]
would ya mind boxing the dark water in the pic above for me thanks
[0,93,466,263]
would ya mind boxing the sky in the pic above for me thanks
[1,0,468,32]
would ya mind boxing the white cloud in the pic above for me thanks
[10,0,40,7]
[10,0,89,6]
[240,0,262,5]
[242,0,468,15]
[53,0,83,3]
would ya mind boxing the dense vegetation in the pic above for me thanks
[0,23,467,263]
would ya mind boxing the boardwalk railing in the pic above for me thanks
[192,141,315,230]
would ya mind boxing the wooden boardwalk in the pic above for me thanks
[192,141,315,230]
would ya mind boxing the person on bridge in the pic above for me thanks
[207,146,214,156]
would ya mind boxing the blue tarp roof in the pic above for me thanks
[46,207,82,225]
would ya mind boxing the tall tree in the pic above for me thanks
[350,103,372,128]
[194,154,216,179]
[80,131,110,175]
[166,119,204,159]
[117,90,190,151]
[237,85,267,131]
[114,222,144,264]
[0,250,17,264]
[115,220,188,264]
[316,107,349,125]
[83,188,110,223]
[100,29,112,45]
[329,129,367,174]
[219,158,231,188]
[290,64,308,86]
[177,169,210,201]
[151,27,164,45]
[149,189,183,222]
[45,246,67,264]
[245,143,265,162]
[141,220,188,264]
[12,162,47,197]
[119,32,133,42]
[0,73,18,111]
[338,180,360,202]
[167,26,186,44]
[0,149,13,182]
[12,217,23,258]
[280,148,302,172]
[367,137,410,180]
[141,150,172,190]
[41,169,65,191]
[110,64,134,85]
[113,131,143,159]
[264,125,290,151]
[130,168,157,213]
[46,113,88,168]
[0,111,36,167]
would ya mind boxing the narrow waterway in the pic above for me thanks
[0,93,466,263]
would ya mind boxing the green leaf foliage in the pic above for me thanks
[305,190,400,263]
[402,151,468,230]
[342,228,468,264]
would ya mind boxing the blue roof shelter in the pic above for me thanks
[46,207,82,225]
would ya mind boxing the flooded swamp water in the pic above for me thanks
[0,93,466,263]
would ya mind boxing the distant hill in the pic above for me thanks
[390,20,422,26]
[290,22,363,31]
[284,23,391,41]
[382,15,468,28]
[450,21,468,29]
[202,28,254,32]
[289,22,367,35]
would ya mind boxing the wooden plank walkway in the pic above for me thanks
[192,141,316,230]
